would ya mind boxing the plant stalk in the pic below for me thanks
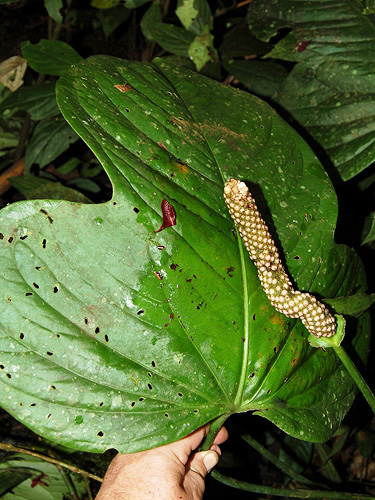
[211,469,375,499]
[200,414,229,451]
[333,345,375,414]
[241,433,326,489]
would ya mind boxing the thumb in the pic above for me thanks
[183,450,219,497]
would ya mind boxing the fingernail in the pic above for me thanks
[203,451,219,472]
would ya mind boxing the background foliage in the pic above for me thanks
[0,0,375,499]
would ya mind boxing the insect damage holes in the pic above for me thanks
[223,178,336,338]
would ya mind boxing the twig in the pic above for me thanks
[0,442,103,483]
[0,157,25,195]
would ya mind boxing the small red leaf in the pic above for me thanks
[154,199,176,233]
[31,473,49,488]
[296,40,312,52]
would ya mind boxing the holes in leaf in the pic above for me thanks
[293,255,301,260]
[56,334,61,338]
[53,286,59,293]
[133,207,140,213]
[35,266,42,271]
[40,208,53,224]
[147,383,153,391]
[193,409,199,414]
[125,108,130,112]
[252,314,256,321]
[164,413,169,418]
[46,351,53,356]
[19,333,24,340]
[84,317,89,325]
[97,431,104,437]
[25,292,33,297]
[139,397,145,402]
[33,282,39,289]
[99,402,104,407]
[0,233,3,240]
[42,239,47,249]
[137,309,144,315]
[95,327,100,334]
[7,236,13,243]
[20,234,28,240]
[30,403,36,407]
[131,401,136,407]
[104,334,109,342]
[50,385,56,390]
[6,373,11,379]
[248,372,255,378]
[113,201,117,205]
[178,392,183,397]
[147,372,152,377]
[151,360,156,368]
[0,364,4,369]
[47,414,51,419]
[267,389,271,394]
[19,402,23,406]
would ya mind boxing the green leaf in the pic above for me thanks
[176,0,199,31]
[361,211,375,245]
[56,157,81,175]
[188,26,217,71]
[247,0,375,181]
[176,0,212,34]
[0,469,33,496]
[44,0,63,24]
[222,60,288,98]
[0,454,86,500]
[25,116,79,170]
[0,56,370,453]
[141,3,195,56]
[96,6,131,38]
[21,40,82,76]
[0,83,60,120]
[324,293,375,318]
[91,0,120,8]
[8,175,92,203]
[219,23,273,59]
[279,435,313,474]
[124,0,150,8]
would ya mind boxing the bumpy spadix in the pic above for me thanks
[224,178,336,338]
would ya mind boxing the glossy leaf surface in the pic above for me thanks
[0,56,370,453]
[247,0,375,181]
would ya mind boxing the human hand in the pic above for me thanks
[95,424,228,500]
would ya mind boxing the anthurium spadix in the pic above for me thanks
[0,56,370,453]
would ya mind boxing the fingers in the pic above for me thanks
[213,425,229,446]
[183,449,220,498]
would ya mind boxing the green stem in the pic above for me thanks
[200,414,229,451]
[241,434,325,489]
[211,470,375,499]
[333,345,375,414]
[315,442,342,484]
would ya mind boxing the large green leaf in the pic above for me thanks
[247,0,375,181]
[0,56,370,453]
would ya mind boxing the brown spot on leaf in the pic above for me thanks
[114,83,132,92]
